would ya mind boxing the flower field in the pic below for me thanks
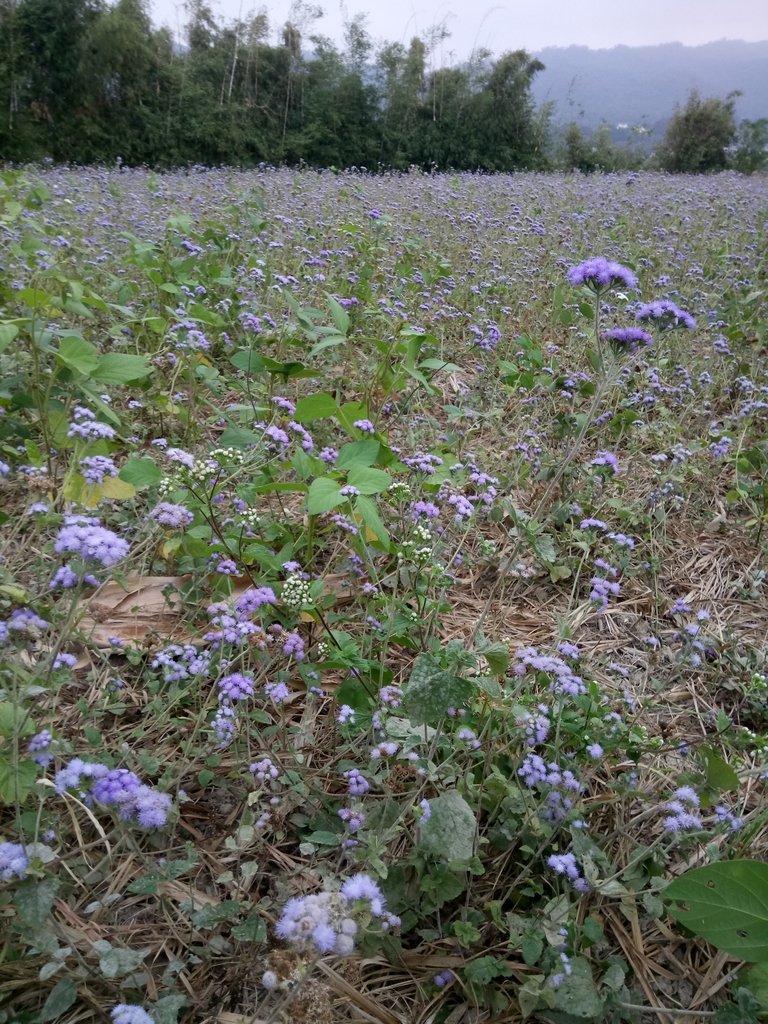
[1,165,768,1024]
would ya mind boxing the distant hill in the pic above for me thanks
[531,40,768,138]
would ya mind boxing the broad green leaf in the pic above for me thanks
[151,994,188,1024]
[419,790,476,862]
[354,495,390,550]
[39,978,78,1021]
[119,457,161,488]
[700,745,740,791]
[346,465,391,494]
[0,322,19,353]
[666,861,768,960]
[88,476,136,503]
[0,701,36,738]
[91,352,152,383]
[15,877,60,930]
[293,392,338,423]
[325,293,350,335]
[551,957,604,1017]
[57,335,100,375]
[307,476,343,514]
[403,653,475,726]
[218,426,261,448]
[337,439,380,470]
[230,348,265,374]
[94,939,149,978]
[0,756,38,804]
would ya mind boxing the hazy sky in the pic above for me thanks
[149,0,767,57]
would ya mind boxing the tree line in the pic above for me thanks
[0,0,764,172]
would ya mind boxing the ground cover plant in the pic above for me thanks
[0,165,768,1024]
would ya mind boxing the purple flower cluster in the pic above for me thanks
[55,759,172,828]
[54,516,129,567]
[218,672,254,701]
[0,842,29,881]
[151,643,211,683]
[0,607,49,646]
[636,300,695,330]
[513,647,587,697]
[275,873,398,956]
[111,1006,155,1024]
[344,768,369,796]
[149,503,194,528]
[604,326,653,352]
[662,786,703,832]
[67,406,116,440]
[567,257,637,291]
[547,851,590,893]
[519,753,583,822]
[80,455,118,484]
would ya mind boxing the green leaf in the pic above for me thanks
[119,457,161,489]
[0,755,38,804]
[454,920,482,946]
[418,790,476,862]
[355,495,390,550]
[0,322,19,353]
[93,939,149,978]
[346,465,391,494]
[150,994,188,1024]
[403,653,475,726]
[293,392,338,423]
[231,912,268,943]
[230,348,266,374]
[307,476,344,514]
[666,861,768,960]
[15,877,60,931]
[56,335,100,375]
[0,701,36,738]
[700,745,740,792]
[337,439,380,470]
[464,956,514,985]
[39,978,78,1021]
[744,962,768,1008]
[218,426,261,449]
[325,293,350,335]
[91,352,152,384]
[551,957,604,1017]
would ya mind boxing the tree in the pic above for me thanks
[732,118,768,174]
[659,90,737,172]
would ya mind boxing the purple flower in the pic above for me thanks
[265,680,290,703]
[636,300,695,330]
[218,673,254,701]
[337,704,356,725]
[111,1005,155,1024]
[604,326,653,352]
[55,517,129,567]
[149,503,194,528]
[0,842,29,881]
[282,632,305,660]
[567,257,637,291]
[353,419,375,434]
[80,455,118,484]
[344,769,369,795]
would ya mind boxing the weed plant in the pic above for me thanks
[0,166,767,1024]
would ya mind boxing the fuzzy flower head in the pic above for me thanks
[0,842,29,882]
[54,517,129,567]
[604,326,653,353]
[567,257,638,292]
[111,1006,155,1024]
[636,300,695,330]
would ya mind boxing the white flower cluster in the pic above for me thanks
[282,573,312,610]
